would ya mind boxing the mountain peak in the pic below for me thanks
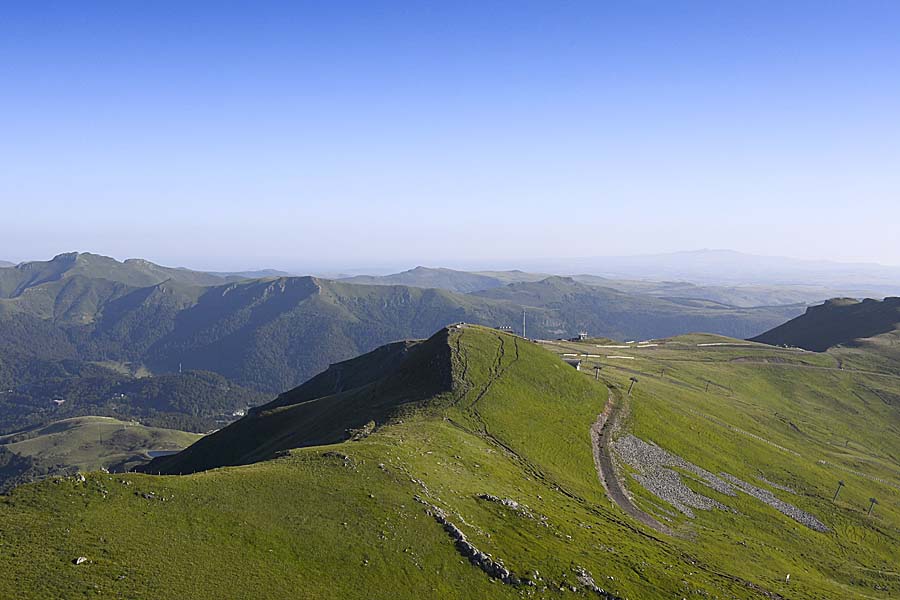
[752,296,900,352]
[143,325,462,473]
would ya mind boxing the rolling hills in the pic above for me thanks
[525,249,900,294]
[343,264,885,307]
[751,296,900,375]
[1,253,806,395]
[471,276,803,340]
[0,355,268,435]
[341,266,511,293]
[1,324,897,598]
[0,416,201,492]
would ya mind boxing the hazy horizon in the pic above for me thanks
[4,247,900,278]
[4,3,900,266]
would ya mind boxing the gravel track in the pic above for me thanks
[590,390,674,535]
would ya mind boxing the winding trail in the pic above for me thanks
[590,387,674,536]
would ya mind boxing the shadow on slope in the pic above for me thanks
[752,297,900,351]
[142,328,455,474]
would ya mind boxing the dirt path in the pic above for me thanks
[590,388,673,536]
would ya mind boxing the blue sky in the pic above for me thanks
[2,1,899,270]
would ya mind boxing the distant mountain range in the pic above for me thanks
[341,265,871,308]
[0,253,806,395]
[512,249,900,293]
[751,296,900,374]
[753,296,900,350]
[205,268,295,279]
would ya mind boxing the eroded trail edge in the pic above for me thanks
[590,388,674,536]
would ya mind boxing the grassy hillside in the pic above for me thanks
[0,416,201,491]
[752,297,900,350]
[2,325,897,598]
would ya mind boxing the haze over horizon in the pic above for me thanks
[4,2,900,267]
[5,248,900,287]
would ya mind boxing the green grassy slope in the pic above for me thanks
[137,277,529,391]
[0,416,201,471]
[145,331,454,473]
[0,416,201,492]
[2,325,898,598]
[540,333,900,597]
[751,297,900,371]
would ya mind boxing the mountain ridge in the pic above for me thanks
[751,297,900,373]
[144,327,456,474]
[0,259,806,393]
[340,264,881,307]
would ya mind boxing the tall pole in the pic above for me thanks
[522,308,526,339]
[833,481,844,502]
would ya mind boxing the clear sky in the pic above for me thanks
[2,1,899,271]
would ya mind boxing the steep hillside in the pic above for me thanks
[752,297,900,351]
[2,325,898,599]
[145,330,454,473]
[751,296,900,374]
[130,277,526,392]
[0,271,528,392]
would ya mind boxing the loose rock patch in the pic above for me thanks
[719,473,828,532]
[613,435,828,532]
[613,435,734,518]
